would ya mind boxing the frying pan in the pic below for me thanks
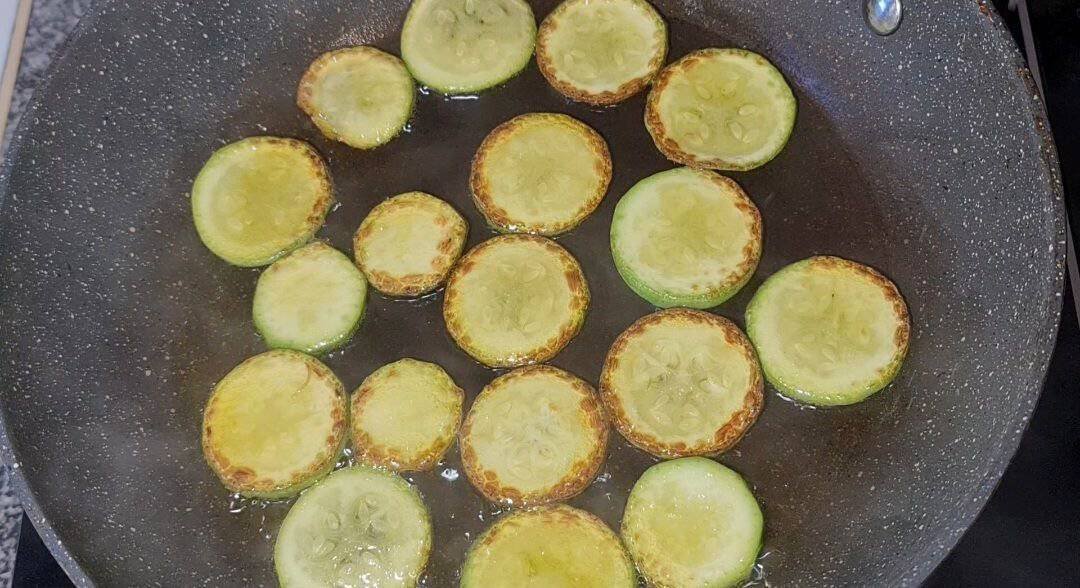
[0,0,1065,585]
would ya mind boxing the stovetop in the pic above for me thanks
[6,0,1080,585]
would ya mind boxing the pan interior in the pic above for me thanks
[0,0,1062,586]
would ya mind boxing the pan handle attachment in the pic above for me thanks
[865,0,902,35]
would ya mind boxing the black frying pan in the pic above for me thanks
[0,0,1065,585]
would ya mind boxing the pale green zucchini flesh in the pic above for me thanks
[297,46,415,149]
[461,504,636,587]
[252,241,367,355]
[350,358,464,472]
[274,466,432,587]
[400,0,536,94]
[610,166,762,309]
[471,113,611,236]
[459,365,607,505]
[442,235,589,368]
[622,457,763,588]
[353,191,468,297]
[536,0,667,105]
[745,256,911,406]
[191,136,333,267]
[201,350,347,499]
[645,48,797,171]
[600,308,763,459]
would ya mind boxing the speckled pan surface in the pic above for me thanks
[0,0,1064,586]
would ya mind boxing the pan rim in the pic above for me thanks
[0,0,1065,586]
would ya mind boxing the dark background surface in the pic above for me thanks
[10,0,1080,586]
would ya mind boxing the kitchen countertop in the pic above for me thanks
[1,1,90,148]
[2,0,1077,586]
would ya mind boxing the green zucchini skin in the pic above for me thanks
[611,255,755,310]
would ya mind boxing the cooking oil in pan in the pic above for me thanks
[208,8,857,584]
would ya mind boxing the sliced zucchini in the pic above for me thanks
[351,358,465,472]
[610,167,762,309]
[252,242,368,355]
[459,365,607,506]
[471,113,611,236]
[645,48,797,171]
[353,191,468,297]
[274,466,432,588]
[536,0,667,105]
[400,0,536,94]
[461,504,636,587]
[443,235,589,368]
[622,457,763,588]
[745,256,910,406]
[600,308,763,459]
[191,136,333,267]
[201,350,347,499]
[297,46,415,150]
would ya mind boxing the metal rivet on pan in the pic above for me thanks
[864,0,902,35]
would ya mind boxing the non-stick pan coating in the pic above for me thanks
[0,0,1064,585]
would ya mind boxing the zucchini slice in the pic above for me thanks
[622,457,763,588]
[443,235,589,368]
[471,113,611,236]
[400,0,536,94]
[274,466,432,588]
[351,358,465,472]
[297,46,415,150]
[202,350,347,499]
[252,242,368,355]
[745,256,910,406]
[459,365,607,506]
[610,167,762,309]
[536,0,667,105]
[353,191,468,297]
[645,48,797,171]
[191,136,333,267]
[461,504,636,587]
[600,309,763,459]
